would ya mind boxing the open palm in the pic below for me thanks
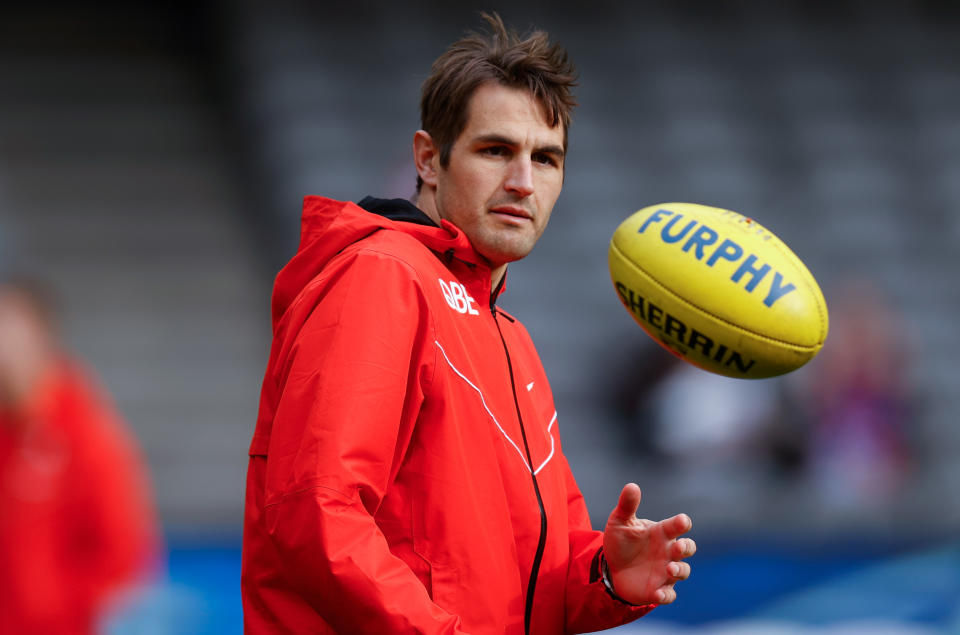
[602,483,696,605]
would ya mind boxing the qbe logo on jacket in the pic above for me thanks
[438,279,479,315]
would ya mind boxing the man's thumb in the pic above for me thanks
[611,482,642,523]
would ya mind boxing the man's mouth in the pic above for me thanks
[490,206,533,221]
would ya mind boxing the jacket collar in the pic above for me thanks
[271,196,500,326]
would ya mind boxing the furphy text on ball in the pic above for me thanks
[637,208,797,308]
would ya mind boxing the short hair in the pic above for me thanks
[417,13,578,191]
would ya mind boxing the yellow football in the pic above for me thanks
[609,203,829,379]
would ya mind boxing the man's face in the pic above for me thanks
[0,291,51,408]
[433,82,565,271]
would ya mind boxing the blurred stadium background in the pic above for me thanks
[1,0,958,632]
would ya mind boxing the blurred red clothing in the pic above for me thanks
[0,360,158,634]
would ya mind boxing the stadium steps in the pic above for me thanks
[228,3,959,534]
[0,15,269,531]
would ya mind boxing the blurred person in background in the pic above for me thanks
[242,13,695,634]
[607,343,788,510]
[792,278,915,511]
[0,277,159,634]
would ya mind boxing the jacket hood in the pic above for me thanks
[271,196,484,327]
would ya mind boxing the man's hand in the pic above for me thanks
[602,483,695,605]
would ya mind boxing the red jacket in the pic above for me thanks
[242,197,653,633]
[0,361,158,634]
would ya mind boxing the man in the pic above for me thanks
[0,278,159,633]
[242,14,695,633]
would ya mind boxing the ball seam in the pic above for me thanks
[749,219,828,345]
[700,205,828,346]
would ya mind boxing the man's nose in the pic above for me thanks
[504,157,534,197]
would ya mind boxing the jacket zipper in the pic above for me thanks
[492,304,548,635]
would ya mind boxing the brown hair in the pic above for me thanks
[417,12,577,191]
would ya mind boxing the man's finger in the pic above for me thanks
[657,585,677,604]
[668,561,691,580]
[610,482,642,523]
[662,513,692,539]
[671,537,697,560]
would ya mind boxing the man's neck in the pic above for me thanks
[413,189,442,226]
[415,190,507,288]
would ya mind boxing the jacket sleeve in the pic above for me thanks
[261,249,467,634]
[559,456,655,633]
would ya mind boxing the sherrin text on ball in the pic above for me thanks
[609,203,828,379]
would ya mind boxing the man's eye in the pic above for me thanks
[482,146,508,156]
[533,153,557,166]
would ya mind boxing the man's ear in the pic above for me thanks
[413,130,439,188]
